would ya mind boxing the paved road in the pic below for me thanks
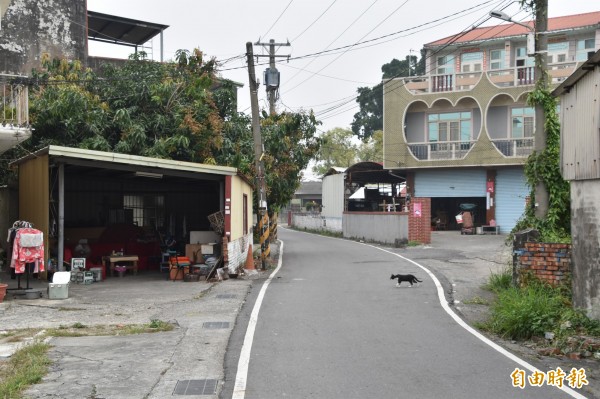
[222,228,583,399]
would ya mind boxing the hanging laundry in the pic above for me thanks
[11,227,45,274]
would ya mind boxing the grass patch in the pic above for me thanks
[484,268,512,293]
[45,320,174,338]
[463,296,489,305]
[290,226,343,238]
[0,341,51,398]
[407,240,421,247]
[483,277,600,342]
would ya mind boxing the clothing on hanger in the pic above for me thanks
[11,227,45,274]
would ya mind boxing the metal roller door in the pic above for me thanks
[415,169,486,197]
[495,168,529,234]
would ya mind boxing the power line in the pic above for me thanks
[283,0,381,85]
[290,0,339,43]
[261,0,295,40]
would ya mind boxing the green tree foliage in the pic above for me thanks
[1,50,320,214]
[356,130,383,163]
[312,127,357,176]
[261,111,321,211]
[351,53,424,141]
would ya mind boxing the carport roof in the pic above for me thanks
[345,161,405,185]
[10,145,237,177]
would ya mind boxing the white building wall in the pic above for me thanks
[321,174,345,218]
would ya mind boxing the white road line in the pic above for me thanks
[368,244,588,399]
[232,241,285,399]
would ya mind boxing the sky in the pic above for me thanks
[86,0,599,135]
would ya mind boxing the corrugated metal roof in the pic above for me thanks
[553,49,600,96]
[295,181,323,195]
[10,145,237,176]
[426,11,600,47]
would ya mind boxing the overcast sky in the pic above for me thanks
[87,0,598,135]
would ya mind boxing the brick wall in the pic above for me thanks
[408,197,431,244]
[517,242,571,286]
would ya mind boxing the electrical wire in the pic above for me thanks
[260,0,295,41]
[290,0,339,43]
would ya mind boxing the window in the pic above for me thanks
[437,55,455,74]
[515,47,534,67]
[576,38,595,61]
[490,49,505,70]
[123,194,165,228]
[460,52,482,73]
[511,107,535,138]
[547,42,568,64]
[428,112,472,145]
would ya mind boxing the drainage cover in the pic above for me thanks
[202,322,230,329]
[216,294,236,299]
[173,379,218,395]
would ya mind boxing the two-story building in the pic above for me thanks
[383,11,600,234]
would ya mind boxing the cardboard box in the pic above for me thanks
[169,265,189,280]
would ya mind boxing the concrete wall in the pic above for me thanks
[0,0,87,75]
[343,212,409,245]
[570,180,600,320]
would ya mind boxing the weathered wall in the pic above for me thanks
[570,180,600,320]
[291,213,341,233]
[0,0,87,75]
[343,212,409,245]
[226,233,252,272]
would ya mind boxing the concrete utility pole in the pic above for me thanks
[533,0,549,219]
[254,39,290,115]
[246,42,270,269]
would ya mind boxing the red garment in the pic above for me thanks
[11,228,45,274]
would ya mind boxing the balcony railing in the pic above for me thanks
[402,62,578,94]
[491,138,534,157]
[408,140,475,161]
[1,76,29,126]
[1,75,31,153]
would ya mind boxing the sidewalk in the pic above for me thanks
[0,263,271,399]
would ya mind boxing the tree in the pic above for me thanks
[357,130,383,163]
[351,53,425,141]
[1,51,321,216]
[312,127,357,176]
[261,111,321,211]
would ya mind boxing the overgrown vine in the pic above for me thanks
[512,81,571,243]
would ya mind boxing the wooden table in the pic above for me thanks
[103,255,139,277]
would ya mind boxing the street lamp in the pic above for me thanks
[489,11,534,56]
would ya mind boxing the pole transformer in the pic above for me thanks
[255,39,290,115]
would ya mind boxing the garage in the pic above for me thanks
[9,146,253,278]
[415,169,487,230]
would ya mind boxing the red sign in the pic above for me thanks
[487,181,494,193]
[413,203,422,218]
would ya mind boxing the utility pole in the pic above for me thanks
[533,0,549,219]
[254,39,290,115]
[246,42,269,270]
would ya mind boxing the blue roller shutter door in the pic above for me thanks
[495,168,529,234]
[415,169,486,197]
